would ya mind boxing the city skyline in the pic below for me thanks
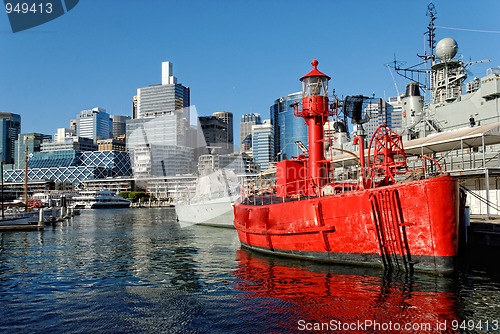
[1,0,500,140]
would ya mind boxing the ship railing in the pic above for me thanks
[406,147,500,174]
[181,190,230,204]
[240,176,363,206]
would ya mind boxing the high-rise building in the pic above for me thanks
[198,116,230,155]
[270,92,308,161]
[69,119,77,133]
[135,61,190,120]
[0,112,21,165]
[126,113,195,178]
[212,111,233,153]
[128,61,195,178]
[77,107,112,143]
[14,132,52,169]
[363,100,387,141]
[132,96,138,119]
[110,115,130,138]
[240,113,261,152]
[386,96,403,132]
[252,120,274,170]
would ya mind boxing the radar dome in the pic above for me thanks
[436,38,458,61]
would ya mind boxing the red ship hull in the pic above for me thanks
[234,175,460,274]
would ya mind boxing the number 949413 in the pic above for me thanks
[5,2,53,14]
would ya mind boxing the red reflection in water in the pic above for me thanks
[234,249,459,333]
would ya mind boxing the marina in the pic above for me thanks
[2,1,500,333]
[0,208,499,333]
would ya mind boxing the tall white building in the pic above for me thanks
[127,61,194,178]
[252,120,274,170]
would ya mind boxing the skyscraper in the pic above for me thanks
[77,107,112,143]
[136,62,190,119]
[110,115,131,138]
[198,116,230,155]
[240,113,261,152]
[270,92,308,160]
[14,132,52,169]
[0,112,21,164]
[252,120,274,170]
[128,61,195,178]
[212,111,233,153]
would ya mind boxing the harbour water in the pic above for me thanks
[1,208,499,333]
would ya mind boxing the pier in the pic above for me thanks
[469,215,500,247]
[0,206,79,232]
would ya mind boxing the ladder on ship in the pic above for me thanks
[369,189,413,273]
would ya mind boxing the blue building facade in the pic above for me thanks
[270,92,308,160]
[14,133,53,169]
[77,107,112,143]
[0,112,21,165]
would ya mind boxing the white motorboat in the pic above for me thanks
[71,190,131,209]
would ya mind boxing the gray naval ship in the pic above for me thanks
[332,2,500,217]
[398,2,500,217]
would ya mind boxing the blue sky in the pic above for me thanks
[1,0,499,138]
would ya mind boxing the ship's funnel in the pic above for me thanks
[402,82,424,130]
[405,81,421,97]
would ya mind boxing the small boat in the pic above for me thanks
[0,215,29,226]
[71,190,131,209]
[176,169,240,227]
[233,60,462,274]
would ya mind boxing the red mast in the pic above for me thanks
[295,59,332,195]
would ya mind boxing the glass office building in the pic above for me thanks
[14,132,52,169]
[0,112,21,164]
[270,92,308,160]
[129,61,194,178]
[126,114,195,178]
[77,107,112,143]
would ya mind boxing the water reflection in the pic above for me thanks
[234,249,459,333]
[1,209,499,333]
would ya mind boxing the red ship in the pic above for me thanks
[233,60,463,274]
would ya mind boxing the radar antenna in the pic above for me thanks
[389,2,438,92]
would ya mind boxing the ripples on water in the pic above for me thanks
[0,208,499,333]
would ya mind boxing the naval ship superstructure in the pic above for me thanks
[330,2,500,216]
[395,3,500,217]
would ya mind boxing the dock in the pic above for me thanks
[0,206,79,232]
[468,215,500,248]
[0,224,44,231]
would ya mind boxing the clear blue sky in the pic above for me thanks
[1,0,499,137]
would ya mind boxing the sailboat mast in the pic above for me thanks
[24,135,28,210]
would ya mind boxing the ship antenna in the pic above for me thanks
[386,58,400,96]
[426,2,437,63]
